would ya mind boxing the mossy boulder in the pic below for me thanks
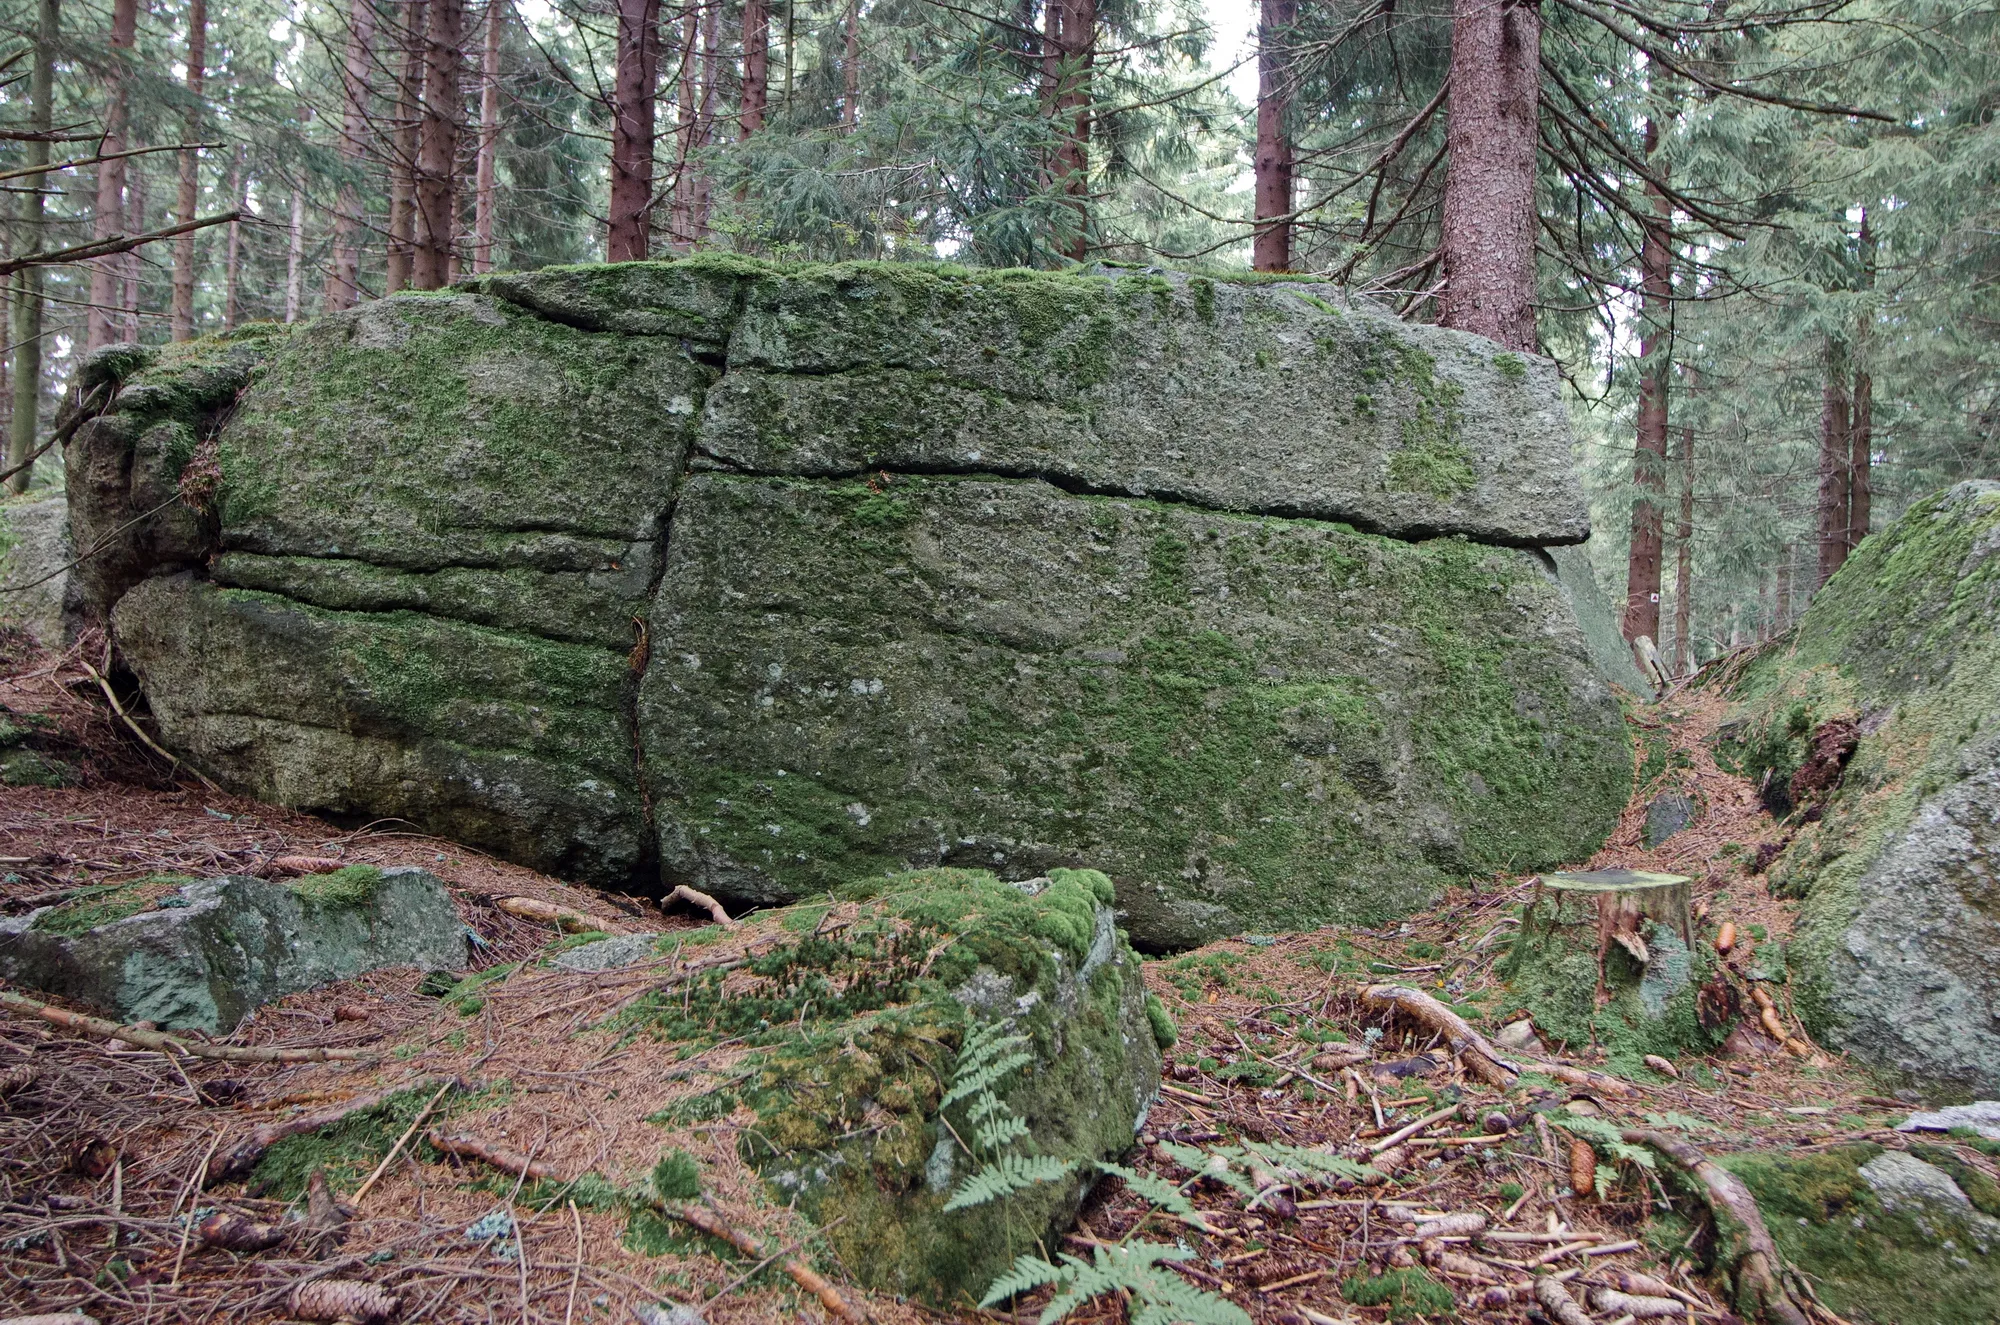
[0,492,81,650]
[627,866,1161,1308]
[71,257,1629,943]
[0,866,466,1031]
[1711,482,2000,1093]
[1717,1144,2000,1325]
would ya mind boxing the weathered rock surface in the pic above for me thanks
[69,258,1631,946]
[0,493,81,650]
[1714,482,2000,1094]
[0,867,466,1031]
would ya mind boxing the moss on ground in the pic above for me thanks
[250,1081,499,1200]
[286,864,385,907]
[1718,1145,2000,1325]
[30,877,198,937]
[1340,1267,1454,1320]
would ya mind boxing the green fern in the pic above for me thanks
[1093,1161,1214,1231]
[945,1153,1076,1211]
[979,1243,1251,1325]
[940,1017,1072,1213]
[1553,1114,1658,1170]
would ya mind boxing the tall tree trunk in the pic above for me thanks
[124,162,146,338]
[87,0,139,351]
[1671,420,1694,676]
[1814,336,1852,588]
[1773,554,1791,636]
[841,0,859,128]
[740,0,768,137]
[171,0,207,341]
[285,186,306,322]
[692,0,718,240]
[386,0,429,292]
[6,0,56,495]
[1438,0,1540,352]
[223,148,242,327]
[609,0,662,261]
[669,4,698,249]
[473,0,504,273]
[411,0,464,289]
[1044,0,1093,259]
[1848,210,1875,555]
[325,0,377,311]
[1252,0,1296,273]
[1621,120,1672,647]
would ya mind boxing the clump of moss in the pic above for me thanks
[1145,992,1178,1049]
[1340,1267,1453,1320]
[1906,1143,2000,1218]
[287,864,386,907]
[29,876,198,937]
[651,1149,702,1201]
[1717,1145,2000,1325]
[250,1081,489,1200]
[1384,344,1474,500]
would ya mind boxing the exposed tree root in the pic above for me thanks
[665,1200,866,1323]
[427,1131,557,1181]
[1624,1128,1810,1325]
[1361,984,1519,1087]
[665,884,735,928]
[0,991,377,1066]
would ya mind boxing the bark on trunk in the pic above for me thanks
[1252,0,1296,272]
[171,0,207,341]
[1671,421,1694,677]
[841,0,859,128]
[1045,0,1093,259]
[6,0,56,495]
[692,1,718,239]
[285,186,307,322]
[1774,554,1791,636]
[669,4,698,248]
[1621,121,1671,647]
[1438,0,1540,352]
[324,0,377,311]
[223,148,242,328]
[87,0,139,351]
[740,0,769,138]
[123,161,146,338]
[1848,210,1875,555]
[385,0,427,292]
[473,0,504,273]
[609,0,662,262]
[1815,337,1852,588]
[411,0,464,289]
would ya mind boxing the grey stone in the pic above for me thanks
[1494,1018,1546,1054]
[552,933,663,972]
[0,867,467,1032]
[630,1304,706,1325]
[1543,543,1650,693]
[1858,1152,2000,1254]
[1899,1101,2000,1140]
[1642,790,1697,847]
[0,494,82,650]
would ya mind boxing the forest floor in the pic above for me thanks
[0,626,1979,1325]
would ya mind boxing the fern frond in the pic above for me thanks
[973,1113,1031,1152]
[1553,1115,1655,1169]
[940,1051,1034,1109]
[943,1153,1074,1211]
[978,1254,1067,1307]
[1095,1161,1214,1230]
[1241,1139,1381,1181]
[1036,1242,1250,1325]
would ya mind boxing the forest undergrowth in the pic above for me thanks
[2,627,1991,1325]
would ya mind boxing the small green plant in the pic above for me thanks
[651,1149,701,1201]
[941,1020,1072,1211]
[983,1242,1250,1325]
[1341,1267,1454,1320]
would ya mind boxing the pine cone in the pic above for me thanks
[289,1279,402,1325]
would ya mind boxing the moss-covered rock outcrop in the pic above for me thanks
[71,257,1630,946]
[627,867,1162,1307]
[1712,481,2000,1094]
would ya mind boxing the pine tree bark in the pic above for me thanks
[692,0,718,238]
[1252,0,1296,273]
[87,0,139,351]
[1774,554,1791,636]
[1438,0,1539,352]
[171,0,207,341]
[841,0,859,128]
[669,3,698,249]
[1848,210,1875,555]
[385,0,428,292]
[1815,337,1852,588]
[740,0,769,137]
[472,0,504,273]
[324,0,377,311]
[223,148,242,327]
[1621,120,1672,647]
[1044,0,1094,259]
[124,162,146,338]
[6,0,56,495]
[1672,421,1694,676]
[609,0,662,262]
[285,185,306,322]
[411,0,464,289]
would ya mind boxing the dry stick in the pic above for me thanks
[169,1130,225,1286]
[427,1132,556,1181]
[563,1200,582,1325]
[351,1081,453,1205]
[78,656,220,791]
[669,1201,866,1324]
[0,990,377,1065]
[665,883,735,928]
[1361,984,1518,1088]
[1624,1128,1809,1325]
[1368,1100,1463,1155]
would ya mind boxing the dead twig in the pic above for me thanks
[0,990,378,1067]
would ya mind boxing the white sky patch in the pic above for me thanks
[1201,0,1260,106]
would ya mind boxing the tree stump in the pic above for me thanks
[1524,869,1693,1007]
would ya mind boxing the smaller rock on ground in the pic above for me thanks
[1900,1100,2000,1140]
[552,933,662,973]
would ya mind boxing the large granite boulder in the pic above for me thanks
[69,259,1630,946]
[1714,482,2000,1094]
[0,493,81,650]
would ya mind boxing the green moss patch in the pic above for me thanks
[286,864,386,907]
[30,876,198,937]
[250,1081,497,1200]
[1340,1267,1454,1320]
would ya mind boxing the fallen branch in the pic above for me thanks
[427,1131,557,1182]
[496,896,626,935]
[207,1078,460,1184]
[0,380,111,487]
[668,1201,866,1323]
[665,884,735,928]
[78,655,220,791]
[1361,984,1518,1088]
[351,1080,453,1204]
[0,990,377,1067]
[1623,1128,1809,1325]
